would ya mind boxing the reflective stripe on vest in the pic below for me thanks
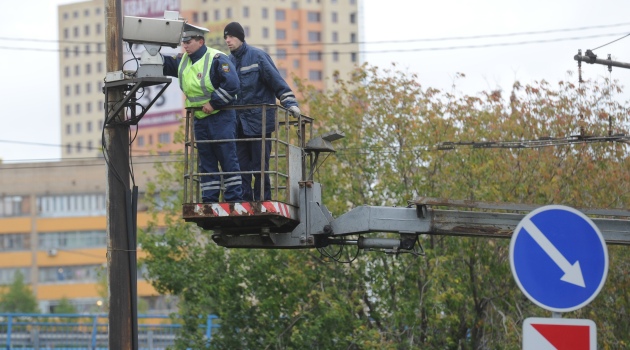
[178,47,225,119]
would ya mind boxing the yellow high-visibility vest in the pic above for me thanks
[178,47,225,119]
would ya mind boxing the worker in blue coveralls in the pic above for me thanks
[224,22,301,201]
[163,23,243,203]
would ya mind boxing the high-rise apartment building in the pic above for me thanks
[58,0,361,159]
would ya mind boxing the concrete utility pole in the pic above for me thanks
[105,0,135,348]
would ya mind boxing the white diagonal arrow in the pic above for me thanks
[522,218,586,288]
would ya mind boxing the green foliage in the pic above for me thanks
[53,297,77,314]
[0,271,39,313]
[140,65,630,349]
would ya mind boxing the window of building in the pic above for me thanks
[74,46,79,56]
[63,28,69,39]
[97,61,103,73]
[64,47,70,58]
[76,142,82,153]
[87,140,92,151]
[98,99,103,111]
[214,9,220,20]
[75,84,81,95]
[138,136,144,147]
[158,132,171,144]
[351,52,357,62]
[65,85,70,96]
[292,21,299,29]
[87,121,93,132]
[243,6,249,18]
[73,26,79,37]
[276,29,286,40]
[84,9,90,16]
[97,43,103,53]
[350,12,356,24]
[332,51,339,62]
[86,102,92,113]
[86,82,91,94]
[293,59,299,68]
[350,33,356,43]
[276,9,286,21]
[262,7,268,19]
[277,48,287,59]
[65,105,71,116]
[149,134,153,145]
[75,104,81,114]
[0,196,27,218]
[64,66,70,77]
[85,63,91,74]
[332,31,339,42]
[226,8,232,18]
[192,12,198,23]
[75,122,81,134]
[263,27,269,39]
[73,11,78,18]
[74,65,80,75]
[39,231,106,250]
[0,234,31,252]
[95,7,100,15]
[307,11,321,22]
[308,31,321,42]
[84,25,90,36]
[96,23,101,35]
[63,13,68,20]
[308,51,322,61]
[66,143,72,154]
[292,2,298,10]
[244,26,250,37]
[0,268,30,285]
[309,70,323,81]
[39,264,102,283]
[66,124,71,135]
[292,40,299,49]
[350,0,356,4]
[202,11,208,22]
[331,12,338,23]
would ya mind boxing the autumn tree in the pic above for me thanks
[139,64,630,349]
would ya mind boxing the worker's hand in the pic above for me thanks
[288,106,301,118]
[202,103,215,115]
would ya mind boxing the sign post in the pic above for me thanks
[510,205,608,349]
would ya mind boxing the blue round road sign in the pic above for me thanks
[509,205,608,312]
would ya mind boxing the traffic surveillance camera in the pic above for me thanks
[121,11,185,77]
[122,15,185,48]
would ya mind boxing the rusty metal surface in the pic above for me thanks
[414,197,630,217]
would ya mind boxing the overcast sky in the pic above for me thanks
[1,0,630,162]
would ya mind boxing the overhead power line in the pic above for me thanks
[1,21,629,47]
[1,31,629,56]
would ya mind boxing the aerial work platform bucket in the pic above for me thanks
[182,104,313,235]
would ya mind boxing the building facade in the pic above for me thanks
[0,157,175,313]
[58,0,362,159]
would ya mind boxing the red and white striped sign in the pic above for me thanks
[523,318,596,350]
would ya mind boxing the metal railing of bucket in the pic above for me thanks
[183,104,313,205]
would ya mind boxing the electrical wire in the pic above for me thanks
[2,31,630,56]
[3,21,630,47]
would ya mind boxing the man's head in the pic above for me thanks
[224,22,245,51]
[182,23,209,54]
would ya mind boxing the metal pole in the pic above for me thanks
[105,0,133,349]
